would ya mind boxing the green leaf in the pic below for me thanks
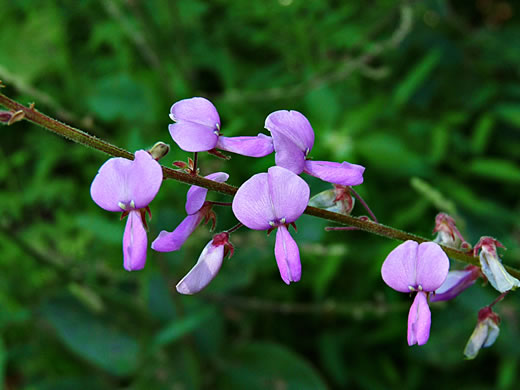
[86,74,150,122]
[497,357,517,390]
[0,336,5,390]
[410,177,458,216]
[471,114,495,154]
[146,273,176,322]
[218,342,327,390]
[357,133,429,176]
[68,283,105,314]
[495,104,520,129]
[394,49,441,106]
[469,158,520,183]
[40,296,139,376]
[152,307,214,349]
[76,214,122,245]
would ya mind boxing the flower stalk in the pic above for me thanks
[1,91,518,278]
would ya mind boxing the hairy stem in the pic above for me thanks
[2,91,518,279]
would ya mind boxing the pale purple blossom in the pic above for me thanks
[232,166,310,284]
[430,266,480,302]
[176,232,233,295]
[169,97,274,156]
[265,110,365,186]
[151,172,229,252]
[90,150,163,271]
[381,240,450,346]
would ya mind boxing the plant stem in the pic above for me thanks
[488,291,509,308]
[349,187,378,222]
[2,91,519,278]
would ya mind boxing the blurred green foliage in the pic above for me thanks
[1,0,520,389]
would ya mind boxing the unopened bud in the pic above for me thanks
[464,307,500,359]
[474,237,519,293]
[0,109,25,125]
[176,232,232,295]
[433,213,470,249]
[309,185,355,215]
[148,142,170,161]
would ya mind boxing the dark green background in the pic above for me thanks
[1,1,519,389]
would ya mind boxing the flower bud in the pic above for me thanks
[464,307,500,359]
[176,232,233,295]
[148,141,170,161]
[0,109,25,125]
[308,185,354,215]
[474,237,520,293]
[432,213,470,250]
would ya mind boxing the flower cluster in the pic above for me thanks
[90,97,364,288]
[89,96,517,357]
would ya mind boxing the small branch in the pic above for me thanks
[1,91,518,279]
[349,187,378,223]
[325,226,360,232]
[488,291,510,308]
[209,201,233,207]
[226,222,243,234]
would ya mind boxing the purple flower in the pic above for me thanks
[232,166,310,284]
[176,232,233,295]
[430,265,480,302]
[90,150,163,271]
[265,110,365,186]
[381,240,449,346]
[169,97,274,157]
[151,172,229,252]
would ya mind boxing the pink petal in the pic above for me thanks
[265,110,314,153]
[232,172,276,230]
[216,134,274,157]
[185,172,229,215]
[170,97,220,129]
[274,225,301,284]
[407,291,431,346]
[267,166,309,224]
[271,131,306,174]
[416,242,450,291]
[430,268,478,302]
[122,210,148,271]
[90,150,162,212]
[169,122,219,152]
[151,213,203,252]
[232,166,310,230]
[176,240,225,295]
[303,160,365,186]
[381,240,419,293]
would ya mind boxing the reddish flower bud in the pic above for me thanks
[464,307,500,359]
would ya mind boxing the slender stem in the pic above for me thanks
[488,291,509,308]
[226,222,243,234]
[2,91,519,279]
[325,226,360,231]
[350,187,378,223]
[191,152,198,175]
[209,201,233,207]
